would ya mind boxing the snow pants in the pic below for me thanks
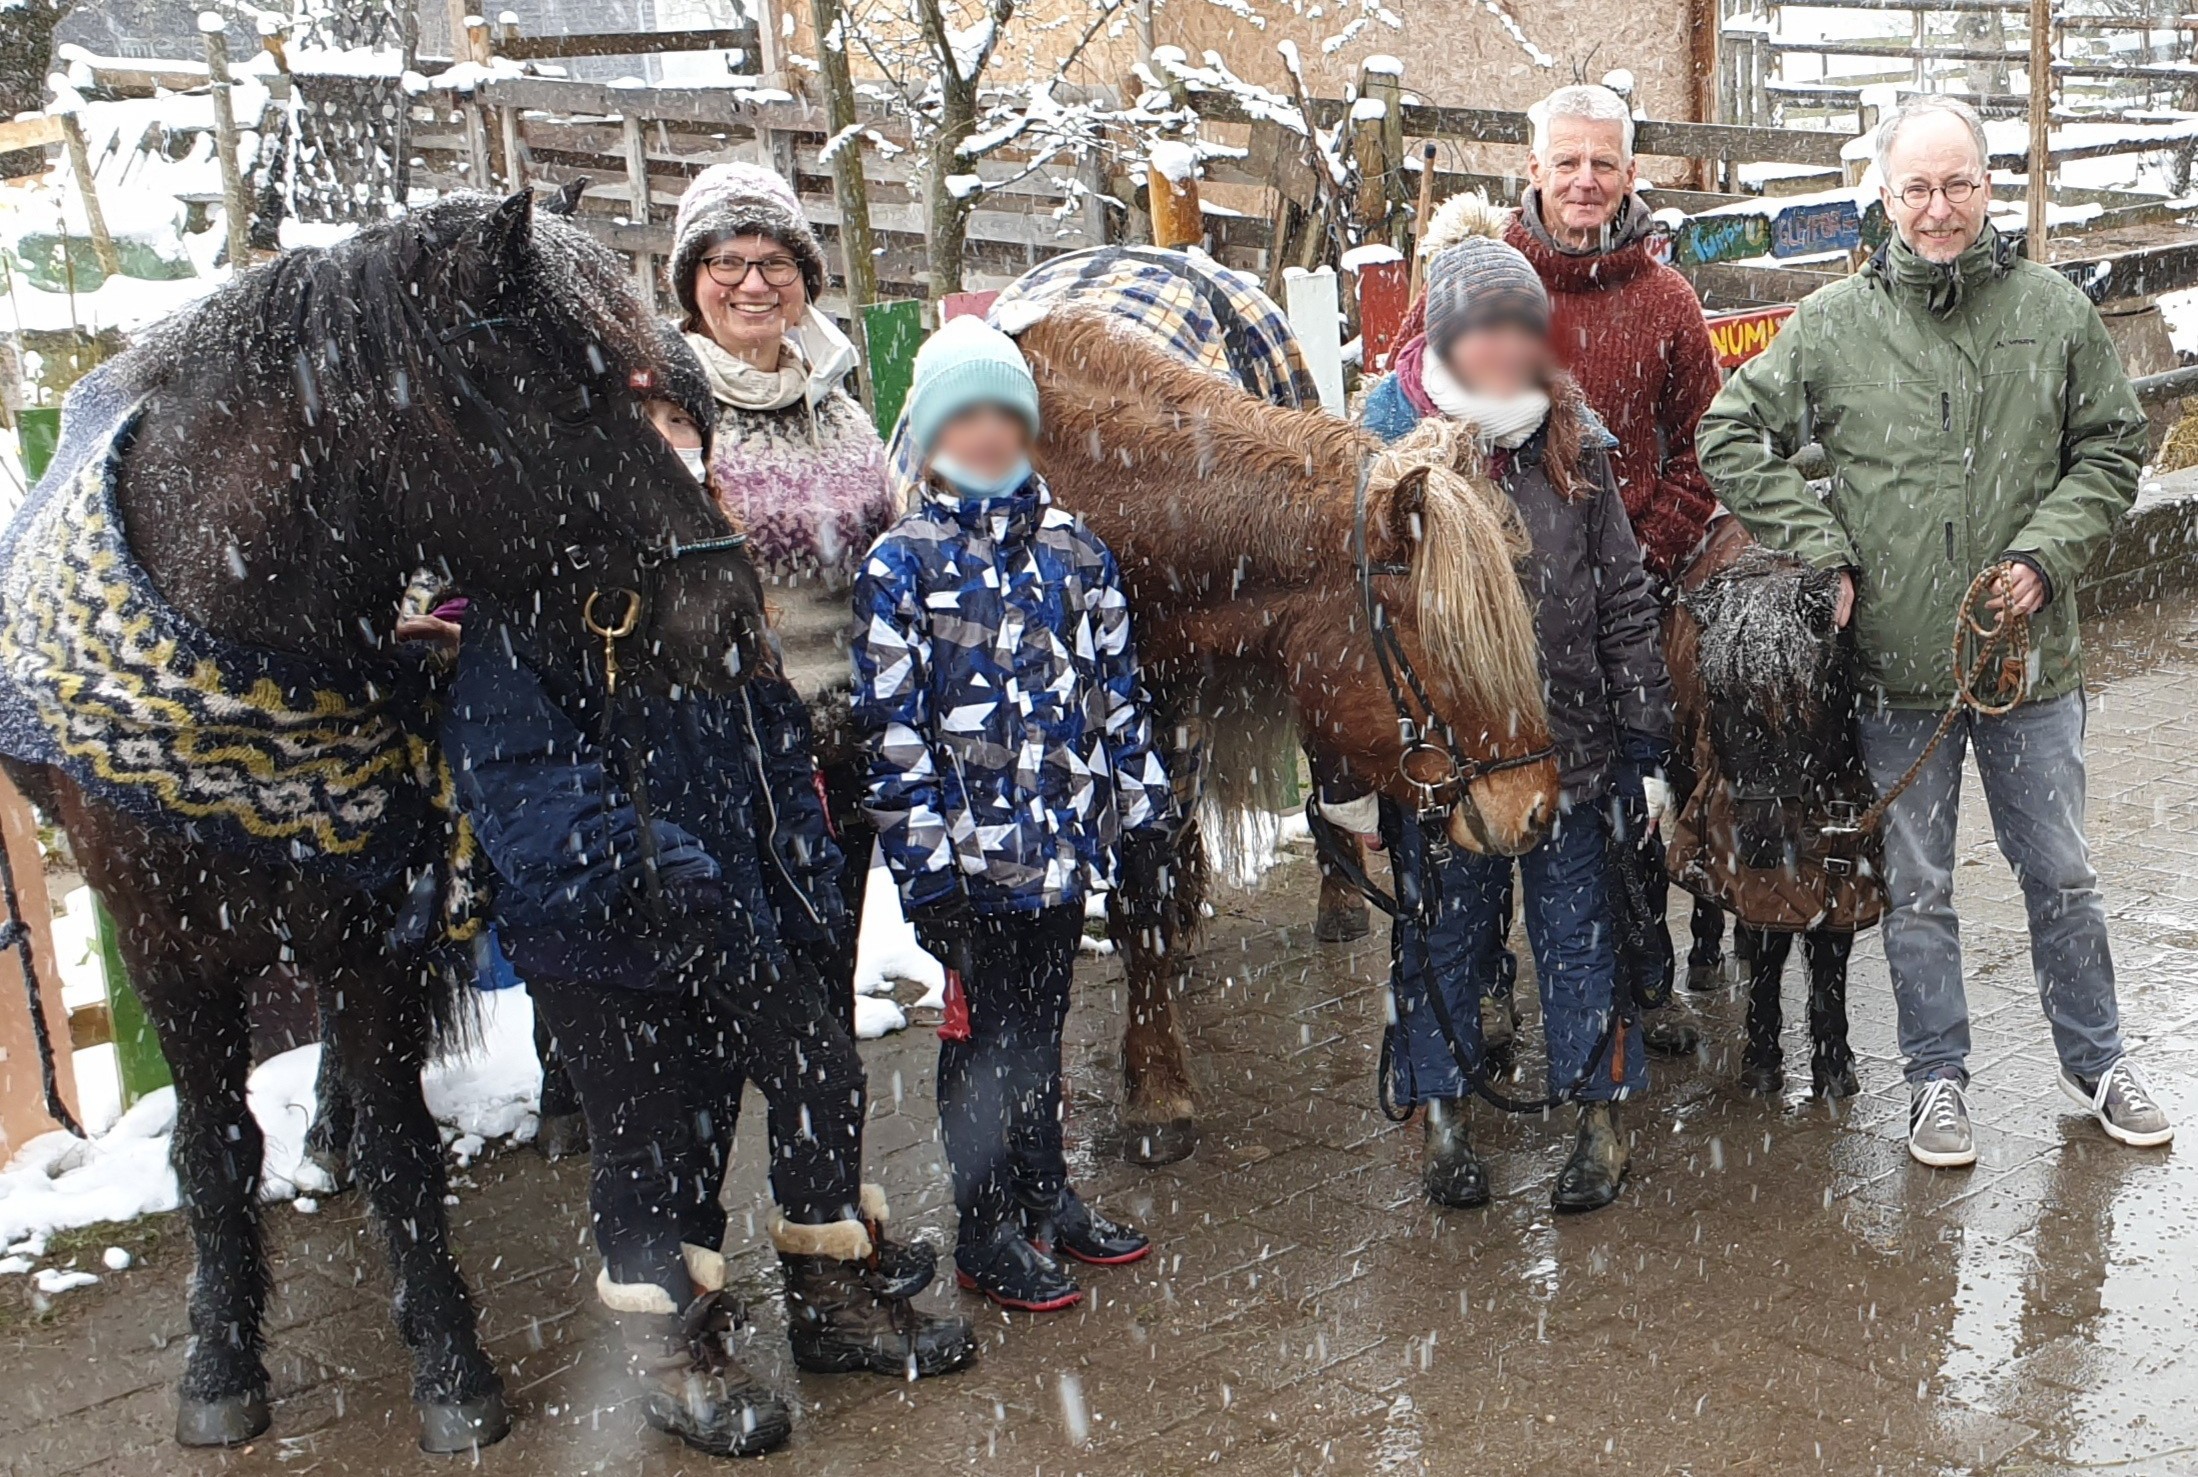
[921,906,1085,1247]
[532,963,868,1303]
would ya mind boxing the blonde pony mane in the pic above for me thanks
[1366,419,1546,741]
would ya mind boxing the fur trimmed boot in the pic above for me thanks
[772,1206,977,1378]
[1551,1102,1628,1214]
[1422,1097,1490,1208]
[597,1266,790,1459]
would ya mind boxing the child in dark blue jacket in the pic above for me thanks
[443,399,973,1461]
[851,318,1173,1312]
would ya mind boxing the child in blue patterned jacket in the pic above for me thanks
[851,317,1173,1312]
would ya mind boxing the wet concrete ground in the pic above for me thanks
[10,597,2198,1477]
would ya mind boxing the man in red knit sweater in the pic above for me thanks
[1513,83,1725,1053]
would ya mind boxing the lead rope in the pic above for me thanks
[1847,565,2031,836]
[0,823,85,1138]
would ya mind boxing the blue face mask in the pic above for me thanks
[931,452,1032,502]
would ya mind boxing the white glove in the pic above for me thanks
[1316,790,1382,837]
[1641,774,1673,837]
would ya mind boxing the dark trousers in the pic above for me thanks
[534,964,868,1302]
[922,906,1085,1245]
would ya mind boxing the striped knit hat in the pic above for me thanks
[1422,235,1550,357]
[668,162,828,328]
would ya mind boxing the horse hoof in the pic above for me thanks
[1314,903,1371,943]
[1123,1119,1199,1166]
[1683,961,1726,993]
[418,1392,511,1453]
[294,1147,351,1196]
[175,1391,270,1447]
[533,1110,590,1162]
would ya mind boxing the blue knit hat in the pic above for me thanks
[906,316,1042,456]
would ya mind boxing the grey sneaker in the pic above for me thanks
[1908,1078,1977,1167]
[2060,1059,2174,1148]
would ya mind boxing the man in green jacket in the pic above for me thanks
[1698,95,2172,1168]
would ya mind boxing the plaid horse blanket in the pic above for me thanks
[891,246,1318,496]
[0,403,478,926]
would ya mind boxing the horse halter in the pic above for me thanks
[1349,456,1554,854]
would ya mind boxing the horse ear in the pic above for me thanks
[475,190,535,279]
[1378,466,1431,555]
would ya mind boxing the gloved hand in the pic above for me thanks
[908,886,979,958]
[1118,828,1175,931]
[1640,773,1673,838]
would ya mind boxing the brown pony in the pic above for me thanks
[1016,311,1558,1162]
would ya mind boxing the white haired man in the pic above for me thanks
[1503,82,1727,1049]
[1699,95,2172,1166]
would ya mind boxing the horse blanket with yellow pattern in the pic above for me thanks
[0,408,465,900]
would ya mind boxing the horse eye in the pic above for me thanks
[550,387,595,425]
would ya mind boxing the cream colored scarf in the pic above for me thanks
[1419,344,1550,451]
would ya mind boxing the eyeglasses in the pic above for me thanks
[701,253,803,288]
[1895,178,1981,210]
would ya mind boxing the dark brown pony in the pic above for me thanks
[0,193,763,1450]
[1015,312,1559,1162]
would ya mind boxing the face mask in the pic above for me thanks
[677,445,708,483]
[931,452,1032,501]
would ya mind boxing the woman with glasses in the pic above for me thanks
[667,163,902,1015]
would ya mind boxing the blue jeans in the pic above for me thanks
[1385,800,1643,1106]
[1858,690,2123,1086]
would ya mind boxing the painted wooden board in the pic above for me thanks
[1676,212,1772,267]
[939,290,999,323]
[0,769,75,1158]
[861,299,924,439]
[1770,199,1861,259]
[1355,259,1410,373]
[1704,305,1796,370]
[1283,270,1346,416]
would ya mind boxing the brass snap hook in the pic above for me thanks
[583,587,643,697]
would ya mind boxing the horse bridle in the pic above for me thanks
[1349,456,1554,855]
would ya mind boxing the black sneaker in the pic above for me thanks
[955,1222,1082,1312]
[1030,1189,1150,1266]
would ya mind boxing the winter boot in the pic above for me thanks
[1422,1097,1490,1209]
[599,1271,790,1459]
[1027,1188,1150,1266]
[1551,1102,1628,1214]
[955,1218,1082,1312]
[772,1209,977,1378]
[854,1184,938,1298]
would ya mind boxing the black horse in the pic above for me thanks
[0,193,764,1450]
[1675,542,1873,1098]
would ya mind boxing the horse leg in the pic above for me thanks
[1738,926,1793,1097]
[36,773,280,1445]
[1110,816,1204,1166]
[310,913,507,1451]
[1685,899,1728,989]
[1803,928,1860,1099]
[1312,820,1371,943]
[299,990,355,1194]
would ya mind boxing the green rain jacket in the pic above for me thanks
[1696,225,2146,709]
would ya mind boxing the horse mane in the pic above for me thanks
[1366,417,1546,745]
[1686,545,1843,719]
[126,194,685,446]
[1020,310,1375,589]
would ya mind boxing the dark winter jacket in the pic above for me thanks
[1360,367,1674,798]
[443,605,845,989]
[849,473,1171,915]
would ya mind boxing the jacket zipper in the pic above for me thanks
[739,687,823,927]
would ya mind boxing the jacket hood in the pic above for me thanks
[1867,223,2015,316]
[1510,190,1658,290]
[922,470,1049,542]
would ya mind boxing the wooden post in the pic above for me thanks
[484,15,525,190]
[0,769,77,1160]
[810,0,878,385]
[1148,146,1203,250]
[1351,61,1404,250]
[622,112,654,299]
[199,13,253,270]
[53,110,120,280]
[2028,0,2052,260]
[1284,270,1345,415]
[1409,140,1437,298]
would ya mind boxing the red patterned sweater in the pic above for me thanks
[1500,198,1723,578]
